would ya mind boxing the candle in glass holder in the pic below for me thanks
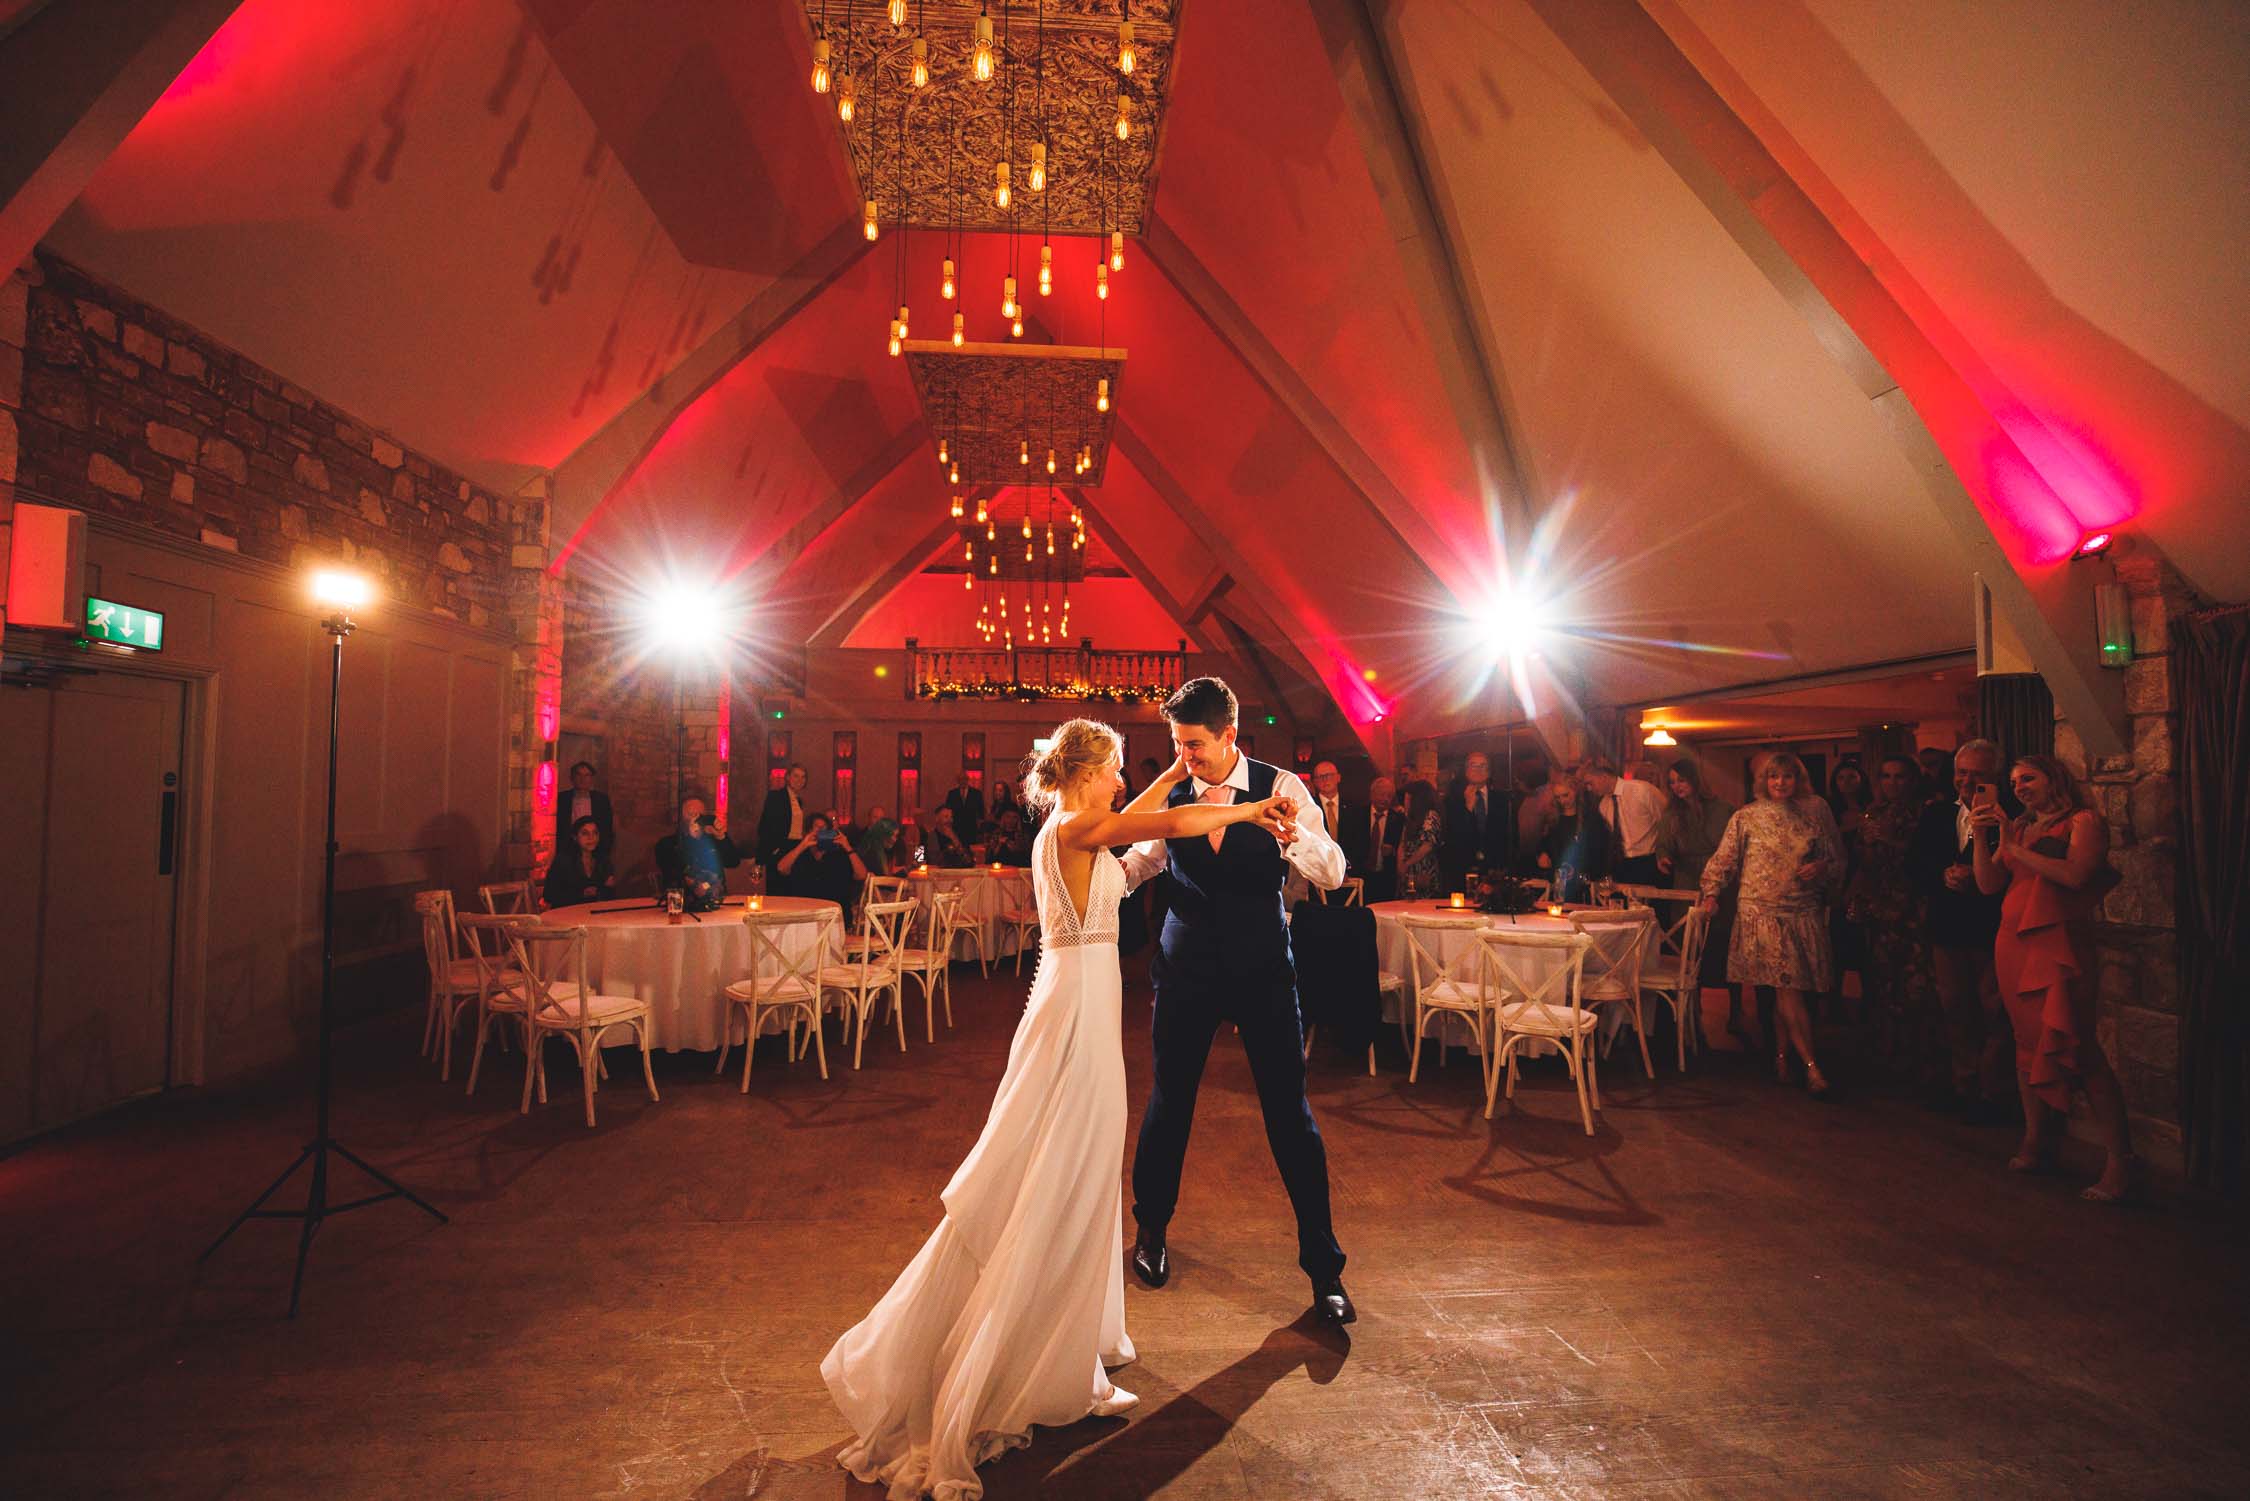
[1547,904,1564,917]
[747,895,762,912]
[1449,892,1466,909]
[993,861,1004,872]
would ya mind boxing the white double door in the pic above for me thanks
[0,668,183,1141]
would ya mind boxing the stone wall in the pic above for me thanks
[4,250,550,883]
[557,571,695,891]
[2053,543,2198,1165]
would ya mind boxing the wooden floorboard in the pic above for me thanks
[2,955,2244,1500]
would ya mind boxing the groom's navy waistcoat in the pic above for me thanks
[1160,757,1293,977]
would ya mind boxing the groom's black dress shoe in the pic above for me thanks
[1130,1232,1169,1289]
[1312,1277,1357,1326]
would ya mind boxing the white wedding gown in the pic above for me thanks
[822,818,1136,1501]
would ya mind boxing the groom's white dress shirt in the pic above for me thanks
[1120,754,1346,894]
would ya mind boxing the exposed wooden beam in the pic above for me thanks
[1109,423,1380,756]
[805,517,960,650]
[1309,0,1542,551]
[548,218,871,557]
[1526,0,2124,756]
[1139,213,1462,609]
[1181,565,1232,623]
[0,0,241,273]
[745,420,929,578]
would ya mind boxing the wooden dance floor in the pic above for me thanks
[3,960,2244,1500]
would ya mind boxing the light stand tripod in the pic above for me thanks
[201,602,446,1315]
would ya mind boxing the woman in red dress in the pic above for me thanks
[1969,754,2134,1201]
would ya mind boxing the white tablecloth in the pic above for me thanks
[541,897,842,1051]
[1368,900,1656,1054]
[902,866,1035,959]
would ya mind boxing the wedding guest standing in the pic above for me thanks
[542,816,616,909]
[940,772,986,836]
[1699,752,1842,1096]
[1339,775,1404,903]
[757,764,811,870]
[1398,782,1443,899]
[1844,756,1939,1078]
[1654,758,1748,1048]
[554,761,615,857]
[1533,775,1614,903]
[1440,751,1507,892]
[1908,739,2013,1119]
[1971,754,2134,1201]
[1584,757,1667,886]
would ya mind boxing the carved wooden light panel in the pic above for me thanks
[903,340,1122,485]
[810,1,1181,236]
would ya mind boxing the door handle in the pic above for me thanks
[158,789,178,876]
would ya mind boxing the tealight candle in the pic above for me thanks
[992,861,1004,871]
[1547,904,1564,917]
[747,896,762,911]
[1449,892,1466,909]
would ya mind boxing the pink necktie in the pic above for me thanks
[1203,784,1231,851]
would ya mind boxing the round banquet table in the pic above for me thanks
[1366,900,1658,1054]
[901,865,1035,960]
[540,896,843,1052]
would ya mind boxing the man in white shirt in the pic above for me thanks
[1118,677,1354,1325]
[1585,756,1669,886]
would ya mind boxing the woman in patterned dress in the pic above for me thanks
[1699,752,1844,1096]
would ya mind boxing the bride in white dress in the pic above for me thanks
[822,718,1296,1501]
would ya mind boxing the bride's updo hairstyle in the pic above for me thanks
[1023,719,1123,812]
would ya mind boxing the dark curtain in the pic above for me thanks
[2177,606,2250,1193]
[1976,672,2055,768]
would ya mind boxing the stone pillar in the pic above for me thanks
[2053,541,2196,1170]
[506,472,562,885]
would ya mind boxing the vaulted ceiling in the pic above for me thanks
[33,0,2250,751]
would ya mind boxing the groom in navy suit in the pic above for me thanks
[1120,677,1355,1325]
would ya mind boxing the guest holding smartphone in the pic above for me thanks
[778,812,871,908]
[1907,740,2015,1119]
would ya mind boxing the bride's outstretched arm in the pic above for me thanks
[1060,795,1289,852]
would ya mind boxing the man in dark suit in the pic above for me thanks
[1337,774,1404,903]
[1440,751,1506,893]
[756,763,810,870]
[554,761,615,857]
[1906,738,2014,1119]
[940,771,985,837]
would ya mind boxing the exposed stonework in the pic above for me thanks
[2053,542,2200,1160]
[7,251,554,883]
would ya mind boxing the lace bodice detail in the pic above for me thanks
[1033,820,1123,948]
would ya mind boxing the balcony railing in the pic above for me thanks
[905,637,1186,704]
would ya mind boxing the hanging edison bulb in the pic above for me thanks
[1045,523,1056,555]
[862,198,879,241]
[1119,20,1136,74]
[1001,274,1017,319]
[887,318,902,357]
[1038,244,1053,296]
[911,36,929,88]
[937,436,949,463]
[974,497,988,524]
[1096,262,1109,300]
[1045,448,1056,474]
[963,540,973,561]
[888,0,906,26]
[1024,540,1034,562]
[1018,438,1030,467]
[951,311,965,347]
[1115,91,1130,140]
[1110,230,1125,272]
[949,460,961,483]
[1028,141,1046,192]
[950,494,964,519]
[896,303,910,340]
[985,519,996,540]
[973,14,994,81]
[988,554,998,574]
[839,69,857,121]
[1021,510,1033,537]
[1096,377,1110,412]
[1011,315,1023,338]
[811,36,832,93]
[963,573,974,592]
[994,159,1010,211]
[941,257,955,299]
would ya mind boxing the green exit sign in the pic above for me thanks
[83,596,165,652]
